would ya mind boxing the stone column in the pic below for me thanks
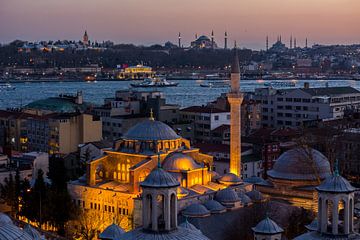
[344,199,350,234]
[332,198,339,235]
[165,194,171,231]
[152,193,158,231]
[321,197,328,233]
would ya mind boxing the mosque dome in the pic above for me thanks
[197,35,210,41]
[182,203,211,218]
[140,167,180,188]
[203,200,226,214]
[23,224,42,240]
[179,219,202,233]
[268,148,331,181]
[252,217,284,234]
[218,173,242,185]
[215,188,240,204]
[0,213,32,240]
[246,189,265,202]
[99,223,125,240]
[244,176,268,185]
[237,191,252,205]
[123,119,181,141]
[163,153,201,171]
[316,173,356,193]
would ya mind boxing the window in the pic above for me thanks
[214,115,219,120]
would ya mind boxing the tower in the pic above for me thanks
[252,217,284,240]
[140,155,180,232]
[178,32,181,48]
[211,30,214,49]
[227,49,243,177]
[316,163,356,236]
[224,31,228,49]
[266,36,268,51]
[305,37,308,48]
[195,33,198,40]
[83,30,89,46]
[290,35,293,49]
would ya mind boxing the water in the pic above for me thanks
[0,79,359,109]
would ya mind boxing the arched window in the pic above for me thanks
[170,193,177,229]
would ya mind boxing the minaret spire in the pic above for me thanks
[305,37,308,48]
[290,35,293,49]
[211,30,214,49]
[224,31,228,49]
[266,35,269,51]
[178,32,181,48]
[227,48,243,177]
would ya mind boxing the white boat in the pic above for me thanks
[0,83,15,90]
[130,77,178,88]
[200,81,230,88]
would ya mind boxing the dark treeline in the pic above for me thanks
[0,40,255,69]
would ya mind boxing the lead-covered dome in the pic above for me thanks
[99,223,125,239]
[182,203,211,218]
[0,213,32,240]
[252,217,284,234]
[268,148,331,181]
[123,119,180,141]
[163,152,201,171]
[215,188,240,204]
[140,167,180,188]
[316,173,356,193]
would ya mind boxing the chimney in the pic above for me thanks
[304,82,310,89]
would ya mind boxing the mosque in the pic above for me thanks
[67,49,250,232]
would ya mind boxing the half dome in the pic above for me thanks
[123,119,181,141]
[163,152,201,171]
[268,148,331,181]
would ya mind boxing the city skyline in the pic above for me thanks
[1,0,360,49]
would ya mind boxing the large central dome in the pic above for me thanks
[123,119,181,141]
[268,148,331,181]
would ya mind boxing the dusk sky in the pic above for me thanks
[1,0,359,49]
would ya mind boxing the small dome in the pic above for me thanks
[244,176,268,185]
[140,168,180,188]
[237,191,252,205]
[246,189,264,202]
[252,217,284,234]
[215,188,240,204]
[203,200,226,214]
[0,214,32,240]
[218,173,242,185]
[163,153,201,171]
[197,35,210,41]
[182,203,211,218]
[0,213,12,226]
[268,148,331,181]
[316,173,356,193]
[123,119,181,141]
[99,223,125,239]
[23,224,42,240]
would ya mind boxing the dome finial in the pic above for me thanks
[334,159,339,176]
[149,108,155,121]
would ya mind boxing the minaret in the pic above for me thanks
[279,35,282,42]
[266,36,269,51]
[178,32,181,48]
[305,37,308,48]
[224,31,228,49]
[211,30,214,49]
[227,49,243,177]
[294,37,297,48]
[195,33,198,40]
[290,35,293,49]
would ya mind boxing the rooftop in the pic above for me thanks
[180,106,228,114]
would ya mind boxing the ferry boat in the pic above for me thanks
[200,81,230,88]
[264,81,296,88]
[0,83,15,90]
[130,77,178,88]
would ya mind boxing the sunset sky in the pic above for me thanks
[1,0,359,49]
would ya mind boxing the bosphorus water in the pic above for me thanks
[1,79,359,109]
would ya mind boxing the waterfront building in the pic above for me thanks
[256,147,331,211]
[255,84,360,128]
[117,64,155,80]
[294,166,360,239]
[27,112,102,154]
